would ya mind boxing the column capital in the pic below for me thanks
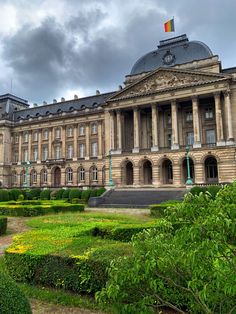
[223,89,231,97]
[132,106,139,111]
[213,91,221,98]
[191,95,198,102]
[171,99,177,105]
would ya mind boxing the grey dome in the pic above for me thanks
[130,34,213,75]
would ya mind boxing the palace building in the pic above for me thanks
[1,34,236,188]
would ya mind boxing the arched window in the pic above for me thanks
[91,123,97,134]
[78,167,85,182]
[41,169,48,184]
[205,156,218,183]
[31,170,37,184]
[66,168,73,183]
[12,172,18,186]
[91,166,98,182]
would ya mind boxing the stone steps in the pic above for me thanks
[96,189,186,208]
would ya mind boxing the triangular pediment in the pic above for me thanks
[109,68,229,101]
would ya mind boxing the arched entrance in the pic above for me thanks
[182,158,194,184]
[142,160,152,185]
[125,161,133,185]
[53,167,61,187]
[162,159,173,184]
[205,156,218,183]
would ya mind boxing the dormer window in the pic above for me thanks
[57,109,62,113]
[45,111,50,115]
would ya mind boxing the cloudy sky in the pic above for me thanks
[0,0,236,104]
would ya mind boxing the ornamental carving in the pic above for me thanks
[111,69,228,100]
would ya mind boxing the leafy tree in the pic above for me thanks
[97,185,236,313]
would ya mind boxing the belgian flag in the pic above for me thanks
[164,18,175,32]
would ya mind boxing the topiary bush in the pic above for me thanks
[62,189,70,199]
[0,217,7,235]
[9,188,21,201]
[55,189,65,200]
[189,186,206,195]
[69,189,82,201]
[18,194,24,201]
[81,189,91,201]
[40,189,51,200]
[0,272,32,313]
[207,185,221,199]
[29,188,41,199]
[0,189,9,202]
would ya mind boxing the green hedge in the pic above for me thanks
[0,217,7,235]
[149,201,181,217]
[5,240,130,294]
[69,189,82,201]
[0,203,84,217]
[40,189,51,200]
[0,272,32,313]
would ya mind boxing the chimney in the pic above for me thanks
[33,103,38,107]
[74,94,78,99]
[61,97,65,102]
[96,90,100,95]
[53,99,57,103]
[43,101,47,105]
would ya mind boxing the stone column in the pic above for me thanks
[152,164,160,187]
[18,132,22,164]
[38,130,42,162]
[116,110,122,153]
[48,128,52,159]
[85,123,90,160]
[109,110,115,151]
[214,93,225,146]
[151,104,159,151]
[133,166,139,186]
[73,124,78,161]
[98,121,103,158]
[28,131,32,161]
[192,96,201,148]
[132,107,140,153]
[171,100,179,149]
[61,126,66,158]
[224,90,234,144]
[172,163,181,186]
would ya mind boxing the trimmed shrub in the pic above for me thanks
[0,189,9,202]
[18,194,24,201]
[0,217,7,235]
[40,189,51,200]
[29,188,41,199]
[0,272,32,313]
[207,185,221,199]
[9,188,21,201]
[190,186,207,195]
[62,189,70,199]
[55,189,65,200]
[71,198,79,204]
[69,189,82,201]
[96,187,106,197]
[81,189,91,201]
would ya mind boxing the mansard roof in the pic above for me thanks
[13,91,115,121]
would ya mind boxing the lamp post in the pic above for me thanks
[185,145,193,185]
[108,150,114,187]
[21,160,32,189]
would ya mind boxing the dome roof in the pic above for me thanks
[130,34,213,75]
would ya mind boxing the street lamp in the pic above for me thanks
[185,145,193,185]
[108,150,114,187]
[21,160,32,189]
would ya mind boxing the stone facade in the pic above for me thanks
[1,34,236,188]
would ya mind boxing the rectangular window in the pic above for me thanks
[42,146,48,161]
[23,149,28,162]
[55,146,61,159]
[91,123,97,134]
[186,132,194,146]
[206,129,216,144]
[186,111,193,122]
[23,132,28,143]
[33,147,38,161]
[167,134,172,148]
[205,107,213,119]
[79,125,85,136]
[67,144,73,159]
[55,128,61,139]
[67,127,73,137]
[15,134,19,144]
[14,151,19,163]
[167,113,171,124]
[79,143,85,158]
[33,132,38,142]
[91,142,97,157]
[43,129,48,140]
